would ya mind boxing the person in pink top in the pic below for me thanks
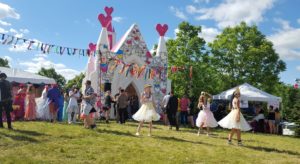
[180,95,190,126]
[24,85,36,121]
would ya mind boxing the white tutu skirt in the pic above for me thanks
[196,109,218,128]
[133,102,160,122]
[36,98,51,120]
[218,109,252,131]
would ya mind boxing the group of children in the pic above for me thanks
[132,85,252,145]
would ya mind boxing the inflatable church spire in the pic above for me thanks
[152,24,168,111]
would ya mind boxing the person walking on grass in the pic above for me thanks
[133,84,160,136]
[166,91,179,131]
[103,90,114,124]
[218,88,251,146]
[0,73,13,129]
[196,97,218,136]
[82,80,96,129]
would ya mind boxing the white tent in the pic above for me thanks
[213,83,282,103]
[0,67,56,84]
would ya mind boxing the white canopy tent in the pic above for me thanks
[213,83,282,104]
[0,67,56,84]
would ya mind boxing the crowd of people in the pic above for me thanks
[1,71,283,145]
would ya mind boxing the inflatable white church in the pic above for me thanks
[82,7,171,118]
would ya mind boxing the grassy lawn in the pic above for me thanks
[0,121,299,164]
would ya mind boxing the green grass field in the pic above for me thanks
[0,121,299,164]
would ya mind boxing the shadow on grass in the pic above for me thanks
[13,129,50,137]
[96,129,137,137]
[0,131,39,143]
[154,136,214,146]
[244,145,300,157]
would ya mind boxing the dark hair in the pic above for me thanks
[0,73,7,79]
[120,89,125,92]
[269,105,274,110]
[275,108,279,113]
[86,80,91,85]
[259,109,264,114]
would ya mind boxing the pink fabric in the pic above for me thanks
[24,93,36,120]
[180,98,189,111]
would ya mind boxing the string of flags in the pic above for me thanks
[0,33,108,57]
[1,32,193,79]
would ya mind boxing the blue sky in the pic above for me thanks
[0,0,299,84]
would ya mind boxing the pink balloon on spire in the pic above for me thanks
[156,24,168,36]
[98,13,112,28]
[104,6,114,16]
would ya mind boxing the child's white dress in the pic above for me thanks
[132,93,160,122]
[218,99,251,131]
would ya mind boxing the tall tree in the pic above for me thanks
[167,22,222,97]
[0,57,10,68]
[38,68,66,87]
[209,22,286,92]
[65,73,85,91]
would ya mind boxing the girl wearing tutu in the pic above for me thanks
[133,84,160,136]
[196,93,218,136]
[218,88,251,146]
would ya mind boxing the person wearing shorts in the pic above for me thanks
[82,80,96,129]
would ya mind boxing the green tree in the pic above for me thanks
[0,57,10,68]
[167,22,222,97]
[65,73,85,91]
[209,22,286,92]
[38,68,66,87]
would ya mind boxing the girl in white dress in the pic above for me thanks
[218,88,251,146]
[67,87,80,124]
[36,86,51,120]
[133,84,160,136]
[196,97,218,136]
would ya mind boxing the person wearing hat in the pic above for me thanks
[218,88,251,146]
[133,84,160,136]
[0,73,13,129]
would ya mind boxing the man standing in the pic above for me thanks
[161,92,170,125]
[166,91,179,131]
[0,73,13,129]
[117,89,128,124]
[82,80,96,129]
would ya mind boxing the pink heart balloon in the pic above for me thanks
[98,13,112,27]
[104,7,114,16]
[156,24,168,36]
[89,43,96,51]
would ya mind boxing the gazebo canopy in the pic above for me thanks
[213,83,282,103]
[0,67,56,84]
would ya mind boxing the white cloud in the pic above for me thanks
[297,19,300,25]
[0,27,8,33]
[19,54,81,80]
[268,19,300,60]
[193,0,210,3]
[198,26,221,43]
[8,28,29,38]
[186,5,202,15]
[9,38,37,53]
[0,2,20,19]
[191,0,275,28]
[3,55,12,67]
[113,17,123,23]
[297,66,300,72]
[170,6,188,20]
[0,20,11,26]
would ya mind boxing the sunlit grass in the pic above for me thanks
[0,121,299,164]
